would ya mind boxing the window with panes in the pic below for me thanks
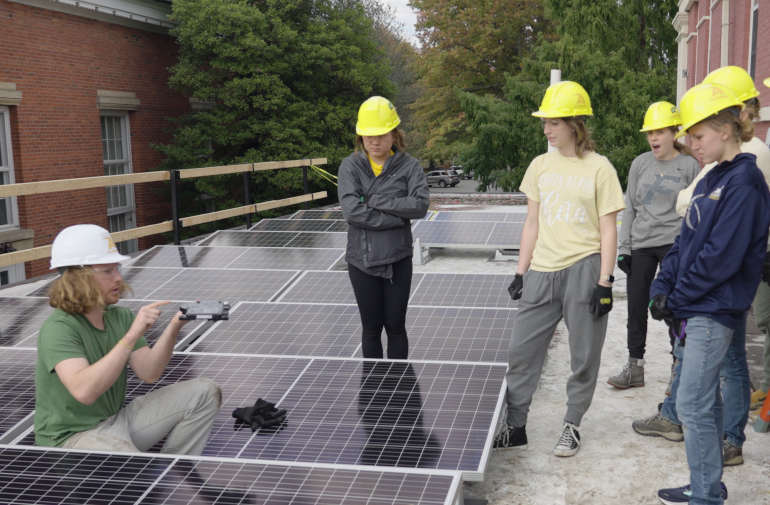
[101,114,137,254]
[0,106,24,285]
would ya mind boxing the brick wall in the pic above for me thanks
[709,3,721,74]
[0,0,189,277]
[754,1,770,142]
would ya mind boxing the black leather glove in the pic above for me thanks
[617,255,631,275]
[649,294,673,322]
[507,274,524,300]
[232,398,287,432]
[762,250,770,286]
[589,285,613,318]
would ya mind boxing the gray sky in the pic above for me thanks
[380,0,418,45]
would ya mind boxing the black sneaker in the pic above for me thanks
[554,422,580,457]
[658,482,727,504]
[493,424,527,451]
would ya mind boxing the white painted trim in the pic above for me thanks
[697,15,710,29]
[679,0,697,12]
[759,107,770,123]
[748,1,759,75]
[721,0,729,68]
[686,32,698,43]
[0,106,20,232]
[710,0,721,10]
[6,0,174,32]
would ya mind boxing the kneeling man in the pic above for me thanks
[34,224,220,454]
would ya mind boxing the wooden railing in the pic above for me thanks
[0,158,328,268]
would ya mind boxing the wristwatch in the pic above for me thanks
[600,274,615,283]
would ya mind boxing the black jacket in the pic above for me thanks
[338,148,429,278]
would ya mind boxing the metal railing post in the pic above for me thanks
[243,171,252,230]
[303,160,309,210]
[170,170,181,245]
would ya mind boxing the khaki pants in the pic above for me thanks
[63,378,221,456]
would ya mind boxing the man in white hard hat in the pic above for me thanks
[34,224,221,455]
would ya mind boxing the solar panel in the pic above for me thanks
[130,246,248,269]
[412,221,523,248]
[410,273,518,309]
[290,210,345,220]
[413,221,496,246]
[0,349,36,439]
[285,232,348,249]
[189,303,513,363]
[187,303,362,357]
[277,271,425,305]
[250,219,340,232]
[197,230,297,248]
[0,297,53,348]
[234,359,505,478]
[0,447,460,505]
[130,245,344,271]
[126,268,300,303]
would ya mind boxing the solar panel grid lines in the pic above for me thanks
[127,245,346,272]
[198,230,348,249]
[284,232,348,249]
[186,303,362,357]
[487,222,525,248]
[0,349,37,440]
[433,211,526,223]
[0,446,462,505]
[276,270,359,304]
[409,273,518,309]
[250,218,350,233]
[0,297,53,348]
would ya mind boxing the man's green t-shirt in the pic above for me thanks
[34,306,148,447]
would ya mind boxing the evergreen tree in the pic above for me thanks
[154,0,395,236]
[459,0,680,191]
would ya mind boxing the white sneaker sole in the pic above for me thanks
[553,446,579,457]
[495,444,527,452]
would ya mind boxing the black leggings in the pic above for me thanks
[348,257,412,359]
[627,245,676,360]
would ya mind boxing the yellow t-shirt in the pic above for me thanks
[368,150,395,176]
[520,150,626,272]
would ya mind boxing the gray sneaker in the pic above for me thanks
[632,411,684,441]
[723,440,743,466]
[665,360,678,396]
[608,358,645,389]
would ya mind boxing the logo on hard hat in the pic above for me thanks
[710,87,726,99]
[575,94,585,105]
[104,236,117,253]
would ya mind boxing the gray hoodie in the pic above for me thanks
[338,149,430,278]
[618,151,699,255]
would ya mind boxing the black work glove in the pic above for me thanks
[589,284,613,318]
[507,274,524,300]
[762,250,770,286]
[617,255,631,275]
[232,398,287,432]
[649,294,673,323]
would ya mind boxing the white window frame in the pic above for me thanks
[0,106,20,230]
[748,0,759,78]
[100,110,137,254]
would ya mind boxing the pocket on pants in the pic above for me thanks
[520,270,546,304]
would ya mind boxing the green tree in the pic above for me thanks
[459,0,680,191]
[408,0,552,162]
[154,0,395,237]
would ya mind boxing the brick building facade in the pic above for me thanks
[0,0,191,279]
[673,0,770,142]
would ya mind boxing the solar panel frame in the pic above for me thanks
[432,211,526,223]
[412,220,523,248]
[0,446,463,505]
[276,271,426,305]
[410,273,518,309]
[250,219,339,232]
[196,230,299,248]
[290,210,345,220]
[0,297,53,348]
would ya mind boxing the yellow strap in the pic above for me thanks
[310,165,337,186]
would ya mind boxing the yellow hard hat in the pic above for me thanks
[356,96,401,136]
[703,66,759,102]
[640,102,682,132]
[675,83,744,139]
[532,81,593,118]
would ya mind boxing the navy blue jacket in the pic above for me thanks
[650,153,770,329]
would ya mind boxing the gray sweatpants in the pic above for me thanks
[506,254,608,428]
[63,378,221,456]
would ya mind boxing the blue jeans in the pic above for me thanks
[675,317,734,505]
[660,314,750,449]
[720,313,750,447]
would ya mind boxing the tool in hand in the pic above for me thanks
[179,301,230,321]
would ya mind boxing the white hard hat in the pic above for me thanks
[50,224,131,270]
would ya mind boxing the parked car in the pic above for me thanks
[426,170,460,188]
[450,165,473,179]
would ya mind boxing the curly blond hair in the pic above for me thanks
[48,267,132,314]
